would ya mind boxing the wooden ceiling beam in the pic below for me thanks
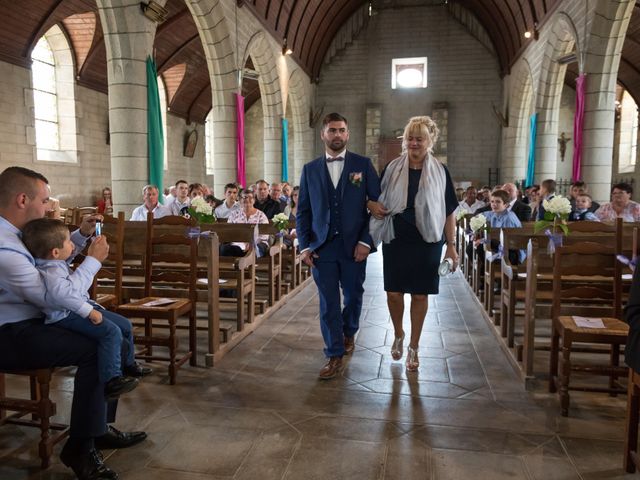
[24,0,67,57]
[157,33,200,73]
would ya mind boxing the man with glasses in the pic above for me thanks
[297,112,385,379]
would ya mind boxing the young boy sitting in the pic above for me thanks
[21,218,150,399]
[570,193,599,221]
[474,189,525,265]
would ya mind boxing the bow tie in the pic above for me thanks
[327,156,344,163]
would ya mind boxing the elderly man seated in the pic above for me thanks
[130,184,171,221]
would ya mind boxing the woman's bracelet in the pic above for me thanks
[445,239,455,246]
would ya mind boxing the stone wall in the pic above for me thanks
[315,4,502,184]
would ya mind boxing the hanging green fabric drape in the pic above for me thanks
[147,56,164,201]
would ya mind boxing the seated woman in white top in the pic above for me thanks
[222,190,269,257]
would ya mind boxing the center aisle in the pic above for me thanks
[78,251,631,479]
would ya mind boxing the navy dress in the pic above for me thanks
[382,166,458,294]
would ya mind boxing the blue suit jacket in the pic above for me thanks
[296,151,381,257]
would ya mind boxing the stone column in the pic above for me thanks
[96,0,158,216]
[365,105,381,171]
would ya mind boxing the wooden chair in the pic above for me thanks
[548,241,628,416]
[71,206,97,226]
[0,369,68,468]
[116,214,198,384]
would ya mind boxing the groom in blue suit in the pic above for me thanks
[297,113,383,379]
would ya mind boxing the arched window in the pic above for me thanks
[205,110,214,175]
[157,77,168,171]
[30,25,79,163]
[618,89,639,174]
[31,37,59,151]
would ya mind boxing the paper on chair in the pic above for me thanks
[141,298,176,307]
[196,278,228,284]
[572,316,606,329]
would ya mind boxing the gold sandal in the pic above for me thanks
[406,346,419,372]
[391,333,405,361]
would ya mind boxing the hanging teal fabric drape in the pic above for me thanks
[146,56,164,201]
[525,112,538,187]
[281,118,289,182]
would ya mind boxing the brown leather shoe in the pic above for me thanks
[318,356,343,380]
[344,336,355,355]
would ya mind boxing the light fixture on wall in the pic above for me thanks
[523,23,539,40]
[140,1,168,23]
[282,38,293,56]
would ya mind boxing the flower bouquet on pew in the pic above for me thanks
[188,197,216,224]
[185,197,216,239]
[272,213,290,236]
[533,195,571,254]
[469,213,489,247]
[456,208,470,222]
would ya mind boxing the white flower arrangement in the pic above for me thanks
[542,196,572,216]
[469,213,488,233]
[535,194,570,235]
[456,208,470,222]
[272,212,290,232]
[188,197,216,223]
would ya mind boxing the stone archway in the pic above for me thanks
[243,31,283,182]
[534,12,579,183]
[501,59,534,184]
[580,0,636,201]
[184,0,238,193]
[287,68,314,184]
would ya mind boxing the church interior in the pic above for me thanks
[2,0,640,478]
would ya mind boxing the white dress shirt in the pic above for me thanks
[215,201,240,219]
[326,149,346,188]
[130,203,171,221]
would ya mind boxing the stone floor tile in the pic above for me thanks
[431,449,529,479]
[282,436,386,480]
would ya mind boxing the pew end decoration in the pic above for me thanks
[470,213,489,235]
[188,197,216,224]
[534,195,571,254]
[272,213,290,232]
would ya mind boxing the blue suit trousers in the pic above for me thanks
[312,236,366,357]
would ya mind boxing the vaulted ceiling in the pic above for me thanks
[0,0,638,125]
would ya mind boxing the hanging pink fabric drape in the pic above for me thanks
[235,93,246,187]
[572,74,586,182]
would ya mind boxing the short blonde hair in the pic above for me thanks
[402,116,439,153]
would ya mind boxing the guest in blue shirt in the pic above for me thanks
[475,189,525,265]
[21,218,142,399]
[0,166,146,479]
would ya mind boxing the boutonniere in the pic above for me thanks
[349,172,363,187]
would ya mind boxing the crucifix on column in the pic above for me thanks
[558,132,571,162]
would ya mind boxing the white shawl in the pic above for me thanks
[370,152,447,245]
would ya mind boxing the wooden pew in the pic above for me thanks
[198,223,257,331]
[257,224,285,305]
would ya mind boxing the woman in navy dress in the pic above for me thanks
[370,116,458,371]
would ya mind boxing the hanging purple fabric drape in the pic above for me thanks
[572,74,586,182]
[235,93,246,187]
